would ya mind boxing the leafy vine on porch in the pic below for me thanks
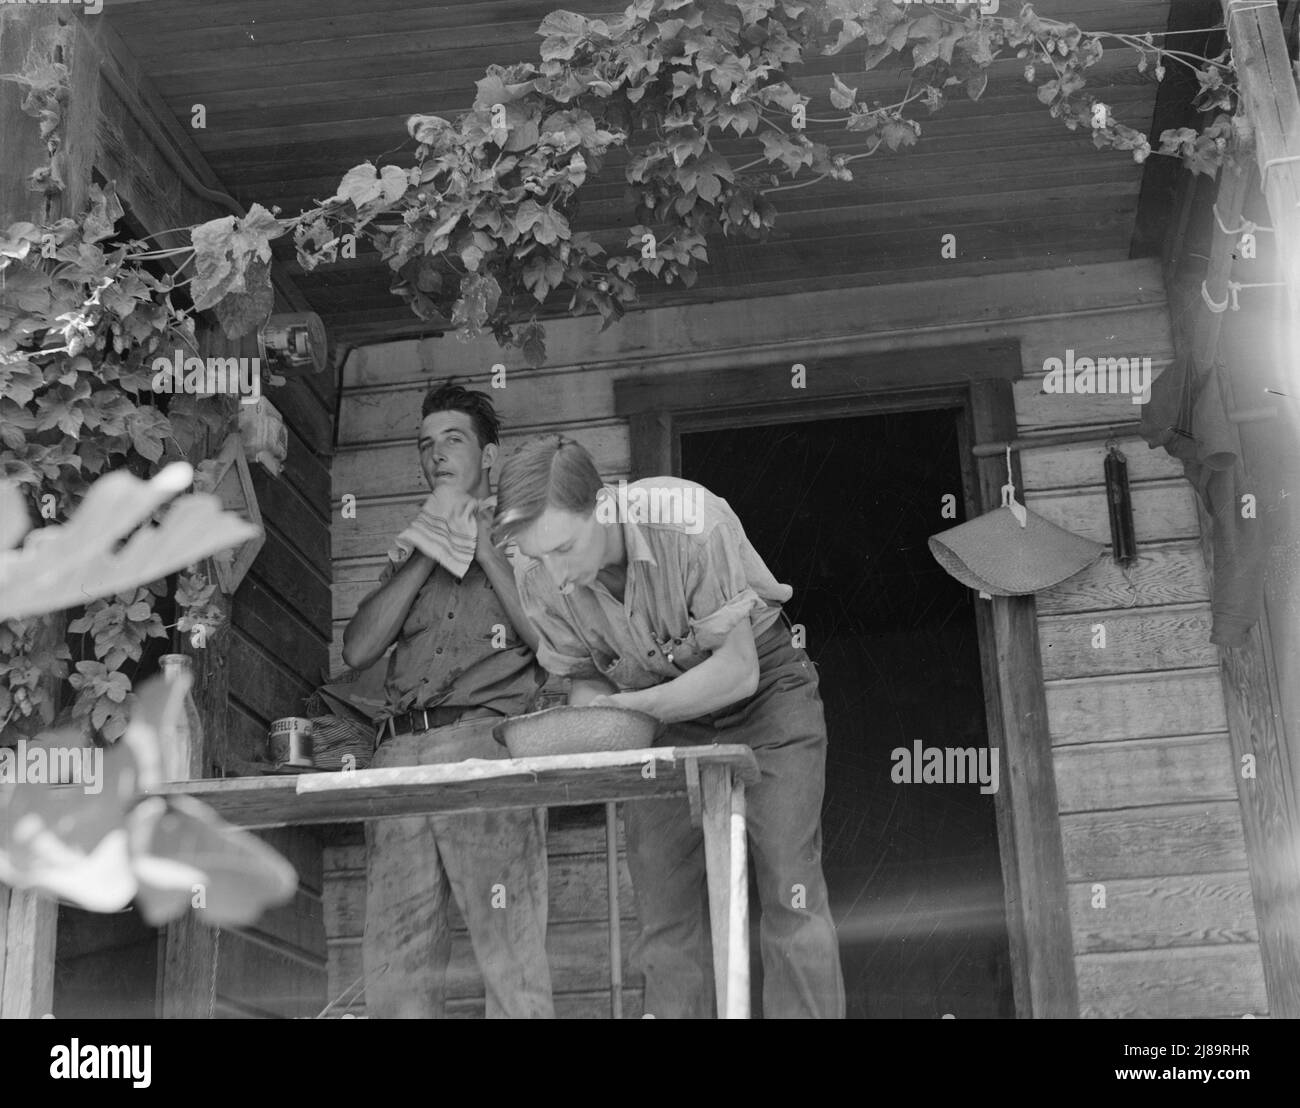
[1,0,1244,743]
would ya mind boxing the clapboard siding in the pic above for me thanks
[1061,803,1250,881]
[1076,946,1267,1019]
[1068,873,1258,953]
[1046,669,1227,744]
[328,257,1262,1016]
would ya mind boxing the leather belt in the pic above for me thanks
[376,704,466,743]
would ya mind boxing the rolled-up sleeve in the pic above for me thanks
[516,564,600,680]
[685,523,765,651]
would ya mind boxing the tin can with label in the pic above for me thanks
[269,717,315,767]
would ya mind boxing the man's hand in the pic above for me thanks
[473,498,498,565]
[588,690,653,714]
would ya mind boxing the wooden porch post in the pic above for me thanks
[0,4,104,1019]
[1220,0,1300,311]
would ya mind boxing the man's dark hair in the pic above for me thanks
[420,383,500,447]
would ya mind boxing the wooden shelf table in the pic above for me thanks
[152,744,760,1019]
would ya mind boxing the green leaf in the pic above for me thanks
[213,257,274,339]
[83,183,125,245]
[330,162,408,208]
[829,73,857,109]
[538,10,589,62]
[125,407,170,463]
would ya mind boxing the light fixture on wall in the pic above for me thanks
[256,311,328,383]
[1104,441,1137,566]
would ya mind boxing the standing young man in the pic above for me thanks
[493,436,844,1018]
[342,384,553,1018]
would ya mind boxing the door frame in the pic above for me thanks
[613,339,1079,1019]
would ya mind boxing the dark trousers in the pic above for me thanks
[624,619,846,1018]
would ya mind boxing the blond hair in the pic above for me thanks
[494,435,603,541]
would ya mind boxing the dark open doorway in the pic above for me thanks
[680,406,1014,1018]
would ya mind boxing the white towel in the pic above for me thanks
[388,489,495,579]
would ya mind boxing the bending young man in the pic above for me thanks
[494,436,844,1018]
[342,385,552,1018]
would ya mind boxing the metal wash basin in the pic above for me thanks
[492,705,663,758]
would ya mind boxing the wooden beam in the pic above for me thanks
[1221,0,1300,312]
[614,341,1022,418]
[0,8,62,225]
[1190,159,1252,374]
[969,378,1079,1019]
[0,886,58,1019]
[144,746,761,829]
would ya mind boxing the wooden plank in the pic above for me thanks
[280,144,1137,221]
[0,9,62,225]
[1221,0,1300,312]
[257,826,324,892]
[232,573,331,687]
[1069,872,1258,953]
[1218,621,1300,1018]
[1020,436,1183,490]
[1053,734,1238,813]
[332,421,628,498]
[1046,668,1228,744]
[79,12,317,324]
[148,746,760,828]
[0,888,57,1019]
[171,64,1153,143]
[250,463,332,577]
[335,303,1173,447]
[341,260,1167,389]
[248,526,333,637]
[1014,363,1173,431]
[1035,541,1209,615]
[1038,605,1220,680]
[614,341,1022,418]
[224,701,276,769]
[1076,945,1267,1018]
[158,912,219,1019]
[227,631,316,726]
[1027,480,1198,545]
[322,248,1135,343]
[216,928,327,1019]
[707,771,749,1019]
[1061,801,1250,881]
[968,378,1076,1018]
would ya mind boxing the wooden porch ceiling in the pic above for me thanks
[105,0,1180,349]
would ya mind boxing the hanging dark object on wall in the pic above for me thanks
[1104,442,1138,566]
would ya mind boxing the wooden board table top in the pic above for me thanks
[149,745,760,830]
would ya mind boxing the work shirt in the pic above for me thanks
[514,477,792,691]
[368,553,543,720]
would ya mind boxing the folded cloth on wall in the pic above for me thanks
[388,489,496,579]
[1140,354,1264,646]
